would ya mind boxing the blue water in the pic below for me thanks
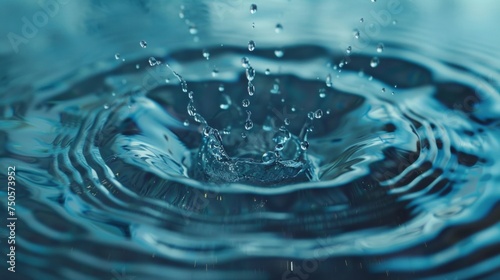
[1,1,500,279]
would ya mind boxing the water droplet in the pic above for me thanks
[274,49,284,58]
[114,53,120,60]
[202,49,210,60]
[135,64,140,69]
[326,109,331,115]
[149,57,159,66]
[212,68,219,77]
[315,109,323,119]
[326,74,333,87]
[262,151,277,164]
[346,46,352,54]
[247,82,255,96]
[242,99,250,107]
[370,57,380,68]
[275,143,284,151]
[188,91,194,99]
[139,40,147,48]
[273,126,291,145]
[183,119,190,126]
[270,83,280,94]
[246,67,256,81]
[218,84,225,92]
[376,43,384,53]
[181,81,188,92]
[319,88,326,98]
[353,29,360,39]
[248,40,256,51]
[103,104,109,109]
[193,113,205,123]
[241,132,247,138]
[300,141,309,150]
[275,23,283,33]
[220,94,231,110]
[265,68,271,75]
[250,4,257,14]
[241,57,250,68]
[371,0,376,2]
[360,18,364,23]
[284,118,290,125]
[189,25,198,35]
[392,20,398,25]
[245,120,254,130]
[307,112,314,120]
[187,100,196,116]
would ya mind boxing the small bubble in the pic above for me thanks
[241,57,250,68]
[300,141,309,150]
[250,4,257,14]
[370,57,380,68]
[326,109,331,115]
[139,40,147,48]
[274,49,284,58]
[275,23,283,33]
[381,87,386,92]
[248,40,256,51]
[314,109,323,119]
[360,18,364,23]
[242,99,250,107]
[241,132,247,138]
[265,68,271,75]
[376,43,384,53]
[114,53,120,60]
[189,25,198,35]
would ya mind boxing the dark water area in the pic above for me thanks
[1,1,500,279]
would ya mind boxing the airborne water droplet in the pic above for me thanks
[248,40,256,51]
[353,29,360,39]
[247,82,255,96]
[275,23,283,33]
[139,40,147,48]
[300,141,309,150]
[241,57,250,68]
[319,88,326,98]
[346,46,352,54]
[149,57,159,66]
[370,57,380,68]
[307,112,314,120]
[189,25,198,35]
[274,49,284,58]
[265,68,271,75]
[245,120,254,130]
[242,99,250,107]
[315,109,323,119]
[284,118,290,125]
[114,53,120,60]
[246,67,256,81]
[202,49,210,60]
[325,74,333,87]
[250,4,257,14]
[376,43,384,53]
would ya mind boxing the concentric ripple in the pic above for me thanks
[2,1,500,279]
